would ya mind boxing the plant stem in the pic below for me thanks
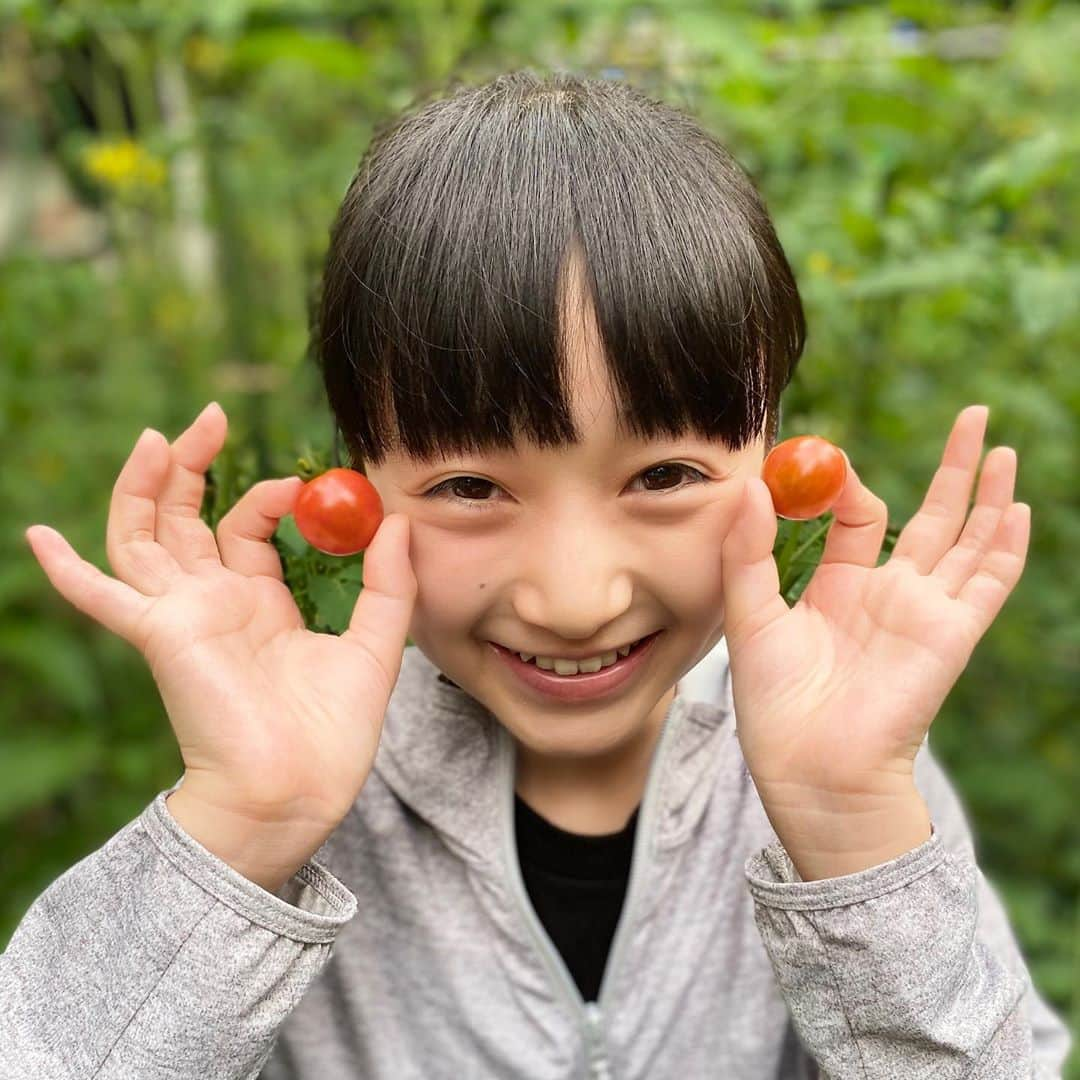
[777,519,804,572]
[779,516,834,597]
[788,515,834,568]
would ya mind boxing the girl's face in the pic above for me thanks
[366,299,767,762]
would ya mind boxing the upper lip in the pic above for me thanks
[491,631,657,660]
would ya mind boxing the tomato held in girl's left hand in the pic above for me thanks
[293,468,384,556]
[761,435,848,520]
[721,405,1030,879]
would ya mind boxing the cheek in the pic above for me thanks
[406,521,501,628]
[635,495,742,612]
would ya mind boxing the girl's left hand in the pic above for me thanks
[719,405,1031,877]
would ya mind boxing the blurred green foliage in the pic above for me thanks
[1,0,1076,1068]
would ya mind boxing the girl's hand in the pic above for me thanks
[25,403,416,841]
[719,405,1030,879]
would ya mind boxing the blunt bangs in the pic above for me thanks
[313,69,806,466]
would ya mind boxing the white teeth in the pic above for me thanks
[514,638,646,675]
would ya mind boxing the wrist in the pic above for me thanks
[165,788,334,895]
[756,783,933,882]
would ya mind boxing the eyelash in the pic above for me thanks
[423,463,709,508]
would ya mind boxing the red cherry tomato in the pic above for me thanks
[292,468,384,556]
[761,435,848,520]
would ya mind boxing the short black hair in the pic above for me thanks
[311,68,805,466]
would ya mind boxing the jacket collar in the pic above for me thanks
[372,645,739,872]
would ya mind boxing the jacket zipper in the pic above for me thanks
[499,700,681,1078]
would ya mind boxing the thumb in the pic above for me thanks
[719,477,787,651]
[343,513,417,684]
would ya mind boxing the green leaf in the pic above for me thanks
[229,29,372,83]
[1008,262,1080,338]
[843,88,928,134]
[965,130,1070,207]
[306,566,362,632]
[275,513,309,557]
[844,249,992,299]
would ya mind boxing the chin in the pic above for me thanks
[504,711,640,759]
[507,678,673,745]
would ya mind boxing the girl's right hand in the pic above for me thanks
[25,402,417,842]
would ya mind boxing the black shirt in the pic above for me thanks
[514,792,639,1003]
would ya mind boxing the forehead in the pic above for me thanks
[558,255,629,440]
[360,234,776,473]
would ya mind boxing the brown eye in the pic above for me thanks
[451,477,495,500]
[431,476,498,501]
[637,464,702,492]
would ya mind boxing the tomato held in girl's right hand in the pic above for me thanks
[761,435,848,520]
[23,403,417,892]
[293,468,384,555]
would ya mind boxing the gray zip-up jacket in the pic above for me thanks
[0,641,1072,1078]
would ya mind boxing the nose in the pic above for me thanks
[510,511,634,642]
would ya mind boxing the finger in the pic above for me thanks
[106,426,185,596]
[155,402,229,574]
[930,446,1017,597]
[817,451,889,569]
[719,477,788,651]
[26,525,153,648]
[217,476,306,580]
[890,405,989,574]
[343,513,418,693]
[956,502,1030,627]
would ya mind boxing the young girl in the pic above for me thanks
[5,70,1072,1078]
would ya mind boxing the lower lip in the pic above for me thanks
[488,632,663,703]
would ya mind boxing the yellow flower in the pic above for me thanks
[807,250,833,276]
[82,139,167,193]
[184,35,229,77]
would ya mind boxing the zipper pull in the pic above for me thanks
[585,1002,613,1079]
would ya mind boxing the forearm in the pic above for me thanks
[746,830,1038,1078]
[1,786,357,1079]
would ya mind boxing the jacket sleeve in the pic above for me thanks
[0,777,358,1080]
[745,737,1074,1079]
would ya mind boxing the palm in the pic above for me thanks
[728,560,981,795]
[143,567,394,827]
[721,405,1030,799]
[25,403,415,832]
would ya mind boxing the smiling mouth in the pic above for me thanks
[496,632,660,677]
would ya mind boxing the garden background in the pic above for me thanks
[1,0,1077,1070]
